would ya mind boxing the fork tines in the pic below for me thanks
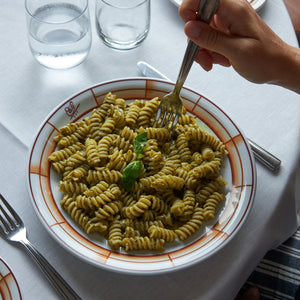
[0,193,23,234]
[154,104,181,133]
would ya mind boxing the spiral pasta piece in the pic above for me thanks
[120,126,136,143]
[52,161,67,174]
[186,127,226,154]
[191,152,203,165]
[150,195,168,214]
[59,180,88,194]
[176,133,192,162]
[108,218,122,250]
[87,168,122,185]
[139,155,181,190]
[61,194,108,234]
[125,102,141,127]
[89,109,103,142]
[95,201,123,220]
[121,237,165,251]
[113,136,132,153]
[65,164,89,182]
[59,123,78,136]
[201,145,215,161]
[63,151,87,178]
[84,218,108,234]
[85,138,101,167]
[97,92,117,121]
[151,175,185,191]
[196,176,227,205]
[98,117,115,139]
[76,195,106,210]
[142,127,170,141]
[112,106,126,128]
[84,181,110,197]
[48,142,84,163]
[183,189,196,216]
[175,208,204,241]
[122,195,152,218]
[76,185,121,209]
[121,219,164,235]
[142,141,163,175]
[97,134,116,159]
[137,97,159,127]
[178,114,197,126]
[170,199,185,216]
[148,226,177,243]
[203,192,225,221]
[57,123,89,149]
[189,158,222,179]
[107,149,127,171]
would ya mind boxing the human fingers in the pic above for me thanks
[215,0,262,37]
[180,0,260,37]
[184,20,240,58]
[179,0,201,22]
[194,48,214,71]
[210,51,231,66]
[184,20,265,82]
[194,49,231,71]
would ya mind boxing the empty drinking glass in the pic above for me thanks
[95,0,151,50]
[25,0,92,69]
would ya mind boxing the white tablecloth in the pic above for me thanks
[0,0,299,299]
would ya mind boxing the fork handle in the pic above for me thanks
[247,139,281,172]
[20,238,82,300]
[174,0,220,94]
[174,41,200,94]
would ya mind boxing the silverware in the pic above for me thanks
[137,61,281,172]
[153,0,220,132]
[247,139,281,172]
[0,194,82,300]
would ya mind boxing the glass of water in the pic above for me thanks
[25,0,92,70]
[95,0,151,50]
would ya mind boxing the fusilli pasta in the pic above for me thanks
[49,92,228,252]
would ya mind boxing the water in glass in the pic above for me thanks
[28,3,91,69]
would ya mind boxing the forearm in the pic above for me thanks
[270,44,300,94]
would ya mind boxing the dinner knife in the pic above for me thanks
[137,61,281,172]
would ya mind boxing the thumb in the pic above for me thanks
[184,21,235,57]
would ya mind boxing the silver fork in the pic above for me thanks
[154,0,220,132]
[0,193,82,300]
[137,61,282,172]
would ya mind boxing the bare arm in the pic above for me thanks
[179,0,300,94]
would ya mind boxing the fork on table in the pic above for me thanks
[154,0,220,132]
[0,193,82,300]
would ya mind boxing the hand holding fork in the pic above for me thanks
[154,0,220,132]
[151,0,281,172]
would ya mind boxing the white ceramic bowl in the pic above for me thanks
[28,78,256,274]
[0,258,22,300]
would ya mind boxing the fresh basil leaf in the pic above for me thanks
[122,160,142,191]
[134,132,147,157]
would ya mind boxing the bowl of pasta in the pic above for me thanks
[28,78,256,273]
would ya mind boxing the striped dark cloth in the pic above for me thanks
[241,227,300,299]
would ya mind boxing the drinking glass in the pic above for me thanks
[25,0,92,69]
[95,0,151,50]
